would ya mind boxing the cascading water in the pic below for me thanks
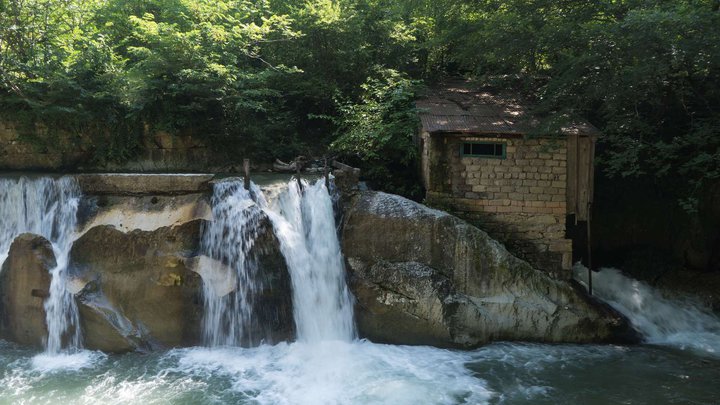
[0,177,82,353]
[265,179,355,342]
[200,180,268,346]
[574,265,720,356]
[200,177,354,345]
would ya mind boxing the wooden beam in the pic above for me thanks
[243,159,251,190]
[577,136,591,221]
[324,158,330,189]
[566,132,578,219]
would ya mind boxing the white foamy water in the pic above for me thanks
[0,177,83,354]
[200,180,268,347]
[0,339,494,405]
[4,336,720,405]
[171,341,491,405]
[574,265,720,356]
[264,179,355,342]
[30,350,107,373]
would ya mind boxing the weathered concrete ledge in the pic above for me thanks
[75,173,214,196]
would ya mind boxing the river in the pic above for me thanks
[1,337,718,404]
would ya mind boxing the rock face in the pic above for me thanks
[69,220,205,352]
[68,219,293,352]
[243,216,295,344]
[65,187,295,352]
[0,234,55,347]
[342,191,635,347]
[0,176,295,352]
[77,193,212,234]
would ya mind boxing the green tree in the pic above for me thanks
[332,69,421,198]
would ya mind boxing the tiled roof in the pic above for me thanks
[417,81,600,136]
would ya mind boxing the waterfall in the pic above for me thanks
[200,177,355,345]
[0,177,82,353]
[200,180,267,346]
[574,266,720,356]
[265,179,355,342]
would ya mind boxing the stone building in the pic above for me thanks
[418,83,598,278]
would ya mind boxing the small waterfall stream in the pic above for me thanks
[574,265,720,356]
[200,180,267,346]
[0,177,82,353]
[265,179,355,342]
[200,177,355,345]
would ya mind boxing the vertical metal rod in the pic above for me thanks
[586,201,593,295]
[243,158,251,190]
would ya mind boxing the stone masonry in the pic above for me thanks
[0,120,216,172]
[424,134,573,277]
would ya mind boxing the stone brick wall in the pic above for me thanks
[424,134,573,277]
[0,120,219,172]
[0,121,70,169]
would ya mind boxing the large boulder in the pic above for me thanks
[0,234,55,347]
[342,191,635,348]
[69,220,205,352]
[64,186,211,352]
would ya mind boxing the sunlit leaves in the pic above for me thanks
[1,0,718,204]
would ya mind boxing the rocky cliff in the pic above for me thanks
[342,191,636,347]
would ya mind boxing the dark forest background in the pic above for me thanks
[2,0,719,274]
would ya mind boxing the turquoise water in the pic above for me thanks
[1,339,719,405]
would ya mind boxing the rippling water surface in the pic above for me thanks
[1,339,719,405]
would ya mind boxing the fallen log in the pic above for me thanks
[273,159,297,172]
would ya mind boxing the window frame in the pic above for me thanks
[460,141,507,159]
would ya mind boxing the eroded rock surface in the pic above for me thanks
[78,193,211,235]
[0,174,294,352]
[69,220,204,351]
[343,191,636,347]
[0,234,55,347]
[68,214,293,352]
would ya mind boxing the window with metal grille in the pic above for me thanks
[461,142,506,158]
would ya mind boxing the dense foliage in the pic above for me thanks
[1,0,719,202]
[331,69,421,198]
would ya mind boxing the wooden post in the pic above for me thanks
[575,133,580,225]
[243,158,251,190]
[295,158,303,191]
[324,158,330,189]
[586,201,593,295]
